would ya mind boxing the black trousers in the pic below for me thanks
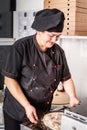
[3,112,21,130]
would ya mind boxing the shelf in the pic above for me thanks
[0,38,15,45]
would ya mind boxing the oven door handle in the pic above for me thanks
[50,105,71,112]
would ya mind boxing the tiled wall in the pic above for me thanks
[13,11,36,39]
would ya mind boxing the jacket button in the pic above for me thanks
[52,51,54,54]
[30,89,32,92]
[33,64,36,67]
[47,101,50,104]
[32,78,36,81]
[54,78,56,82]
[50,90,53,93]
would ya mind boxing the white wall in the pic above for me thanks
[16,0,44,11]
[59,36,87,101]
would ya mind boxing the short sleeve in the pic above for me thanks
[61,51,71,81]
[2,44,23,80]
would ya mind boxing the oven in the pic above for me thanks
[61,100,87,130]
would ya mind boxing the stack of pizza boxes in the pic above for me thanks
[44,0,87,36]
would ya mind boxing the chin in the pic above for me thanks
[48,44,54,48]
[47,46,53,49]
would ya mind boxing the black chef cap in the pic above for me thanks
[31,8,65,32]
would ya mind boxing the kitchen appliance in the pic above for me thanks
[61,101,87,130]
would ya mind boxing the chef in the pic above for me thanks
[2,8,80,130]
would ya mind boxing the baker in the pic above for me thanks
[2,8,80,130]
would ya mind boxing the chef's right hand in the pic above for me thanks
[25,104,38,124]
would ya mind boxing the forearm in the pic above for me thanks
[4,76,38,123]
[63,78,77,99]
[62,78,80,106]
[4,76,30,109]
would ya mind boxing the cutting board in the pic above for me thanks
[52,91,70,105]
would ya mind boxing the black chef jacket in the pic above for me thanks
[2,34,71,122]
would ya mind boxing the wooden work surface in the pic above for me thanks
[52,91,70,105]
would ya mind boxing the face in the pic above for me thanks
[37,31,62,49]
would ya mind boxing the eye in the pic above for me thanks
[48,34,54,37]
[56,35,60,38]
[50,35,54,38]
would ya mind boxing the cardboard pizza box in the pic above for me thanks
[64,21,87,27]
[44,0,87,8]
[44,0,87,36]
[63,30,87,36]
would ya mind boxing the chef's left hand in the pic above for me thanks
[69,97,80,107]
